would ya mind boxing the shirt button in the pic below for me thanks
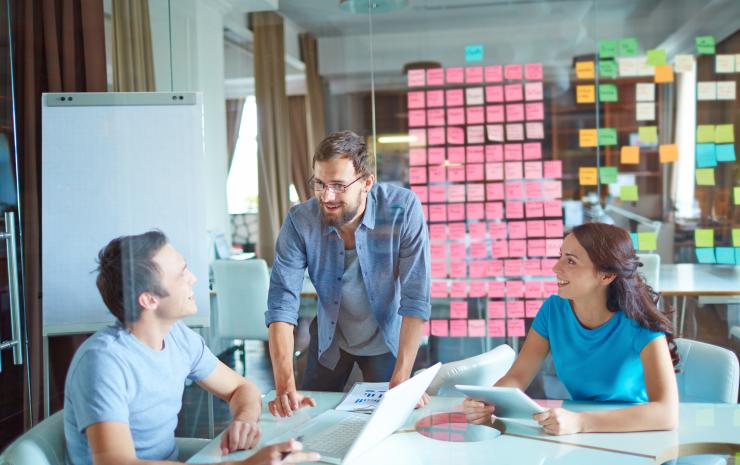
[337,277,341,281]
[334,301,339,304]
[331,321,335,325]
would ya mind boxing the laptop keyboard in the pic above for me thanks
[302,415,368,457]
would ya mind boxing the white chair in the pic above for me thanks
[675,338,739,404]
[0,411,208,465]
[425,344,516,396]
[211,259,270,375]
[636,253,660,292]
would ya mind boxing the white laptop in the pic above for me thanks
[266,362,441,464]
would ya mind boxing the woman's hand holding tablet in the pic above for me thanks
[457,385,546,419]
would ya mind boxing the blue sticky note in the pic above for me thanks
[695,247,716,264]
[696,144,717,168]
[736,248,740,265]
[716,247,735,265]
[630,232,639,250]
[465,45,484,62]
[716,144,736,162]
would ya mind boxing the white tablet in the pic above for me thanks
[455,385,546,419]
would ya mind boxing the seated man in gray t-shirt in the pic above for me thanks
[64,231,319,465]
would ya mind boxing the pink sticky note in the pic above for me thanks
[486,162,504,181]
[504,143,523,161]
[523,142,542,160]
[450,319,468,337]
[528,239,546,257]
[527,220,545,237]
[526,201,544,218]
[524,161,543,179]
[427,109,445,126]
[466,66,483,83]
[409,166,427,184]
[446,67,464,84]
[468,319,486,337]
[431,319,449,336]
[485,85,504,103]
[486,144,504,162]
[447,107,465,126]
[409,128,426,147]
[469,222,487,239]
[508,239,527,257]
[526,300,543,318]
[428,127,446,146]
[467,202,485,219]
[431,262,446,278]
[504,161,523,179]
[505,84,524,102]
[408,69,425,87]
[409,109,426,127]
[488,300,506,317]
[508,220,527,239]
[488,260,504,277]
[487,281,505,298]
[543,280,559,295]
[448,184,465,202]
[491,239,508,258]
[489,222,507,240]
[504,64,523,81]
[447,203,465,222]
[470,261,487,278]
[506,123,525,141]
[545,238,562,257]
[507,319,525,337]
[488,319,506,337]
[507,300,525,317]
[543,181,562,199]
[506,201,525,219]
[448,223,466,240]
[448,146,466,163]
[431,280,449,298]
[469,280,487,297]
[430,243,447,260]
[429,204,447,222]
[449,261,467,278]
[526,181,543,199]
[525,102,544,121]
[524,259,541,276]
[467,145,485,163]
[525,63,543,81]
[427,147,445,164]
[486,105,505,123]
[506,103,525,122]
[448,127,466,145]
[487,124,504,142]
[486,201,504,219]
[540,259,557,277]
[429,224,446,241]
[411,185,428,203]
[505,181,525,199]
[485,65,503,82]
[526,122,545,139]
[428,164,446,183]
[525,280,543,298]
[409,148,426,166]
[545,219,564,238]
[466,163,485,181]
[487,183,504,201]
[466,106,485,125]
[544,200,563,217]
[467,126,485,144]
[429,185,446,203]
[427,89,444,107]
[470,241,488,259]
[524,82,544,101]
[446,89,464,107]
[447,165,465,182]
[505,259,524,276]
[408,91,426,109]
[450,282,468,299]
[467,183,485,202]
[543,160,562,179]
[426,68,444,86]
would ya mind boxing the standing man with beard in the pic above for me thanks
[265,130,431,417]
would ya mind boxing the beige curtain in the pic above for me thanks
[288,96,311,202]
[252,11,292,265]
[225,98,245,170]
[299,33,327,154]
[111,0,155,91]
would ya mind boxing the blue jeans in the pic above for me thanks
[301,318,396,391]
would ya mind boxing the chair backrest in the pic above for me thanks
[675,338,739,403]
[636,253,660,292]
[212,259,270,341]
[0,411,65,465]
[428,344,516,396]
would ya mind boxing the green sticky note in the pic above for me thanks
[733,229,740,247]
[696,144,717,168]
[620,184,639,201]
[696,125,715,143]
[695,168,715,186]
[619,37,639,56]
[599,60,618,79]
[695,248,716,264]
[599,166,618,184]
[599,40,617,58]
[695,228,714,247]
[715,124,735,144]
[646,48,667,66]
[638,126,658,144]
[716,247,736,265]
[598,84,618,102]
[696,36,716,55]
[736,187,740,205]
[465,44,484,62]
[716,144,736,162]
[638,232,656,251]
[598,128,618,146]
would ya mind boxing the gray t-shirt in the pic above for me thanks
[63,320,218,465]
[335,249,389,356]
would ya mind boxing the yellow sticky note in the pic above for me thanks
[659,144,678,163]
[579,129,598,147]
[620,146,640,164]
[638,126,658,144]
[695,229,714,247]
[654,65,674,83]
[696,168,715,186]
[576,61,595,79]
[735,186,740,205]
[715,124,735,143]
[732,228,740,247]
[620,184,639,201]
[576,85,596,103]
[579,167,598,185]
[638,232,656,250]
[696,125,715,143]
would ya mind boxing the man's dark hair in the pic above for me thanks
[95,230,169,325]
[312,130,375,177]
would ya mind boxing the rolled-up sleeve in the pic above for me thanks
[266,211,307,327]
[397,194,431,320]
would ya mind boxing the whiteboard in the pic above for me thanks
[41,92,210,331]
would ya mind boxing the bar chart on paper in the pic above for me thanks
[335,383,389,412]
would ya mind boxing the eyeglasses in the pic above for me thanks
[308,175,365,194]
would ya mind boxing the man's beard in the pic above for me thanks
[320,191,362,228]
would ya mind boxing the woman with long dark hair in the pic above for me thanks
[463,223,679,434]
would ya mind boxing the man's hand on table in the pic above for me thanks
[220,419,261,455]
[268,390,317,417]
[389,374,430,409]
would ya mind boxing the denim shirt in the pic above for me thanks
[266,183,431,369]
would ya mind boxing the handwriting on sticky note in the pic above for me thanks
[579,167,598,186]
[599,39,617,58]
[696,36,715,55]
[619,37,639,56]
[599,84,618,102]
[575,61,595,80]
[407,69,425,87]
[636,83,655,102]
[504,64,523,81]
[599,60,617,79]
[507,319,525,337]
[598,128,618,146]
[468,319,485,337]
[576,85,595,104]
[599,166,618,184]
[579,128,598,147]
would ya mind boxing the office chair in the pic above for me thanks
[675,338,739,403]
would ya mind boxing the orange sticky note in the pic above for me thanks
[579,167,598,185]
[621,146,640,164]
[576,85,595,103]
[654,65,674,83]
[659,144,678,163]
[576,61,595,79]
[579,129,598,147]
